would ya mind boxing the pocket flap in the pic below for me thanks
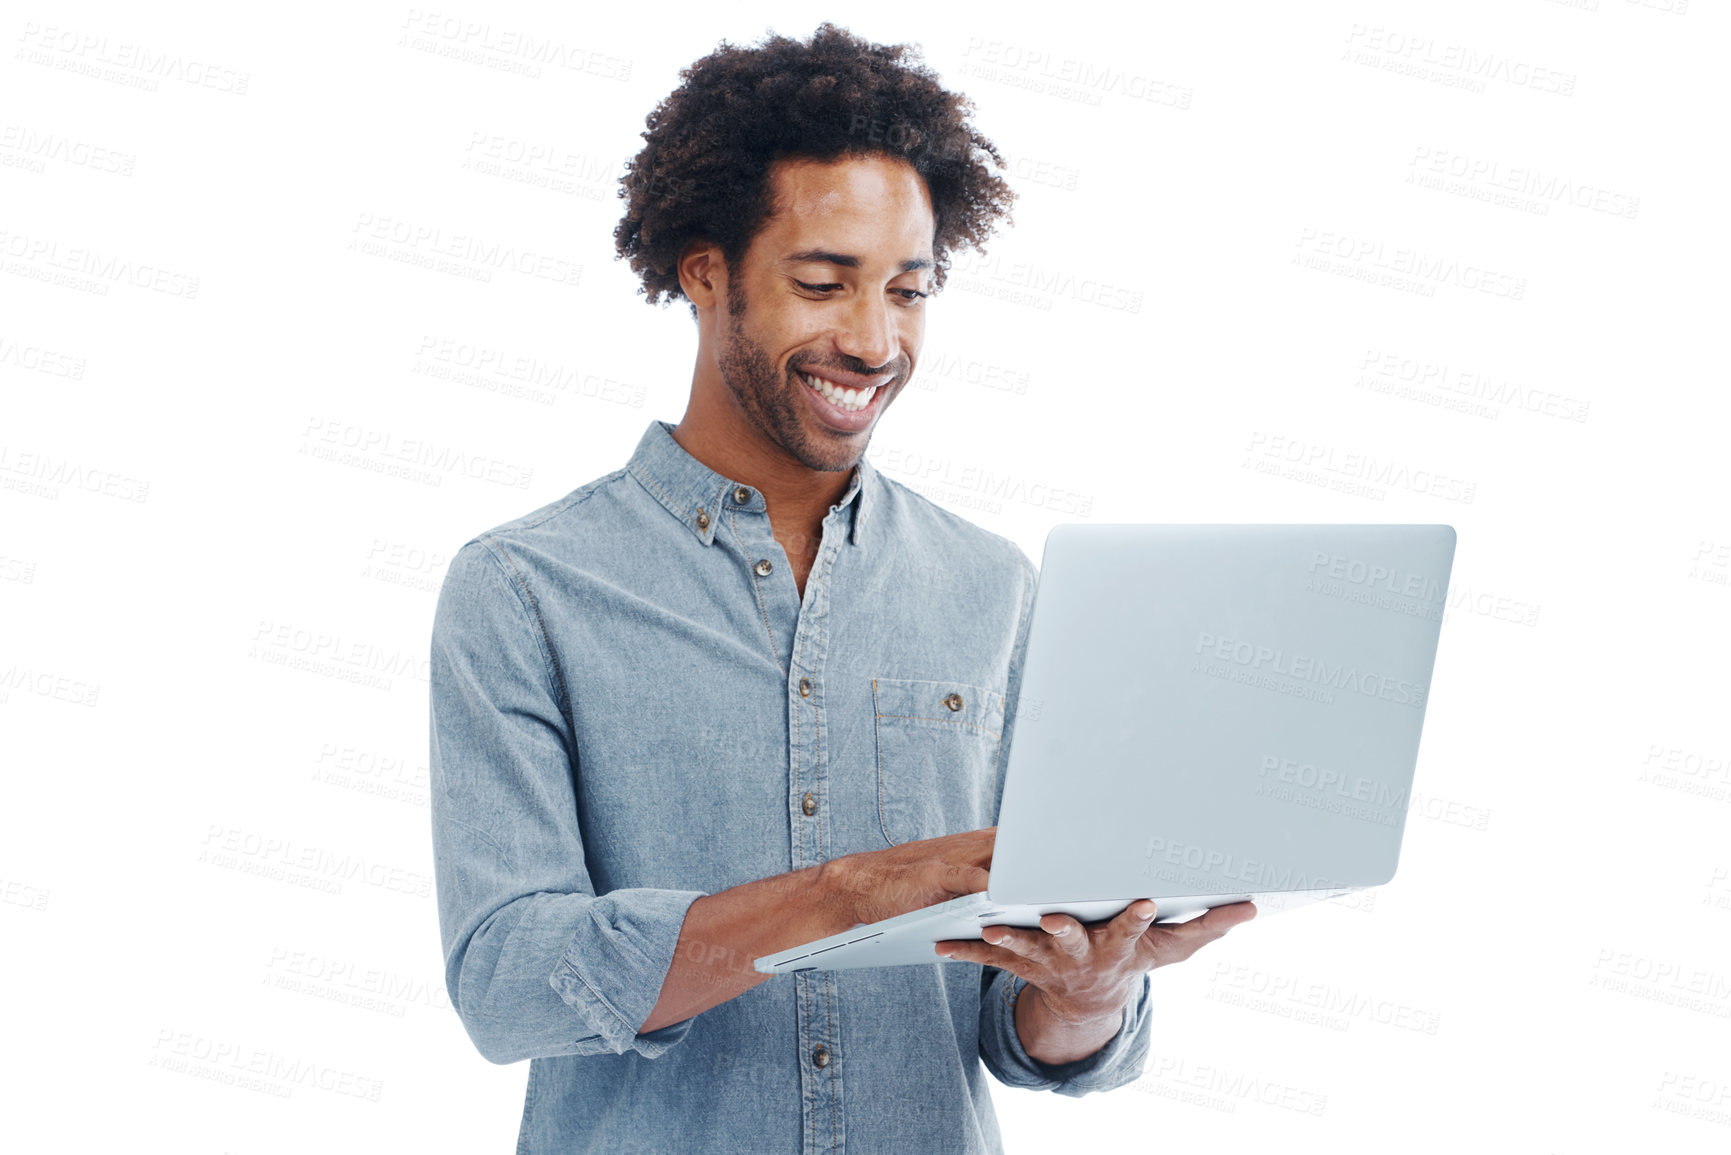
[872,677,1005,738]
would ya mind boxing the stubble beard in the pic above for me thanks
[716,279,882,474]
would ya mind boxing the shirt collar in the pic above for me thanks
[625,420,872,548]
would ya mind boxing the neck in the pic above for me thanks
[670,385,855,555]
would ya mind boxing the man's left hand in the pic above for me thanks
[935,899,1257,1025]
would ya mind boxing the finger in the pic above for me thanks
[935,937,1040,983]
[1036,913,1092,960]
[939,864,991,899]
[1138,904,1251,966]
[1158,901,1255,940]
[939,826,995,869]
[1105,899,1160,951]
[979,923,1052,963]
[1207,900,1257,929]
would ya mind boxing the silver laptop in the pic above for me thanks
[754,523,1457,974]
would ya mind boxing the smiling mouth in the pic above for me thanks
[798,370,884,413]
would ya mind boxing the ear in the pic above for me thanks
[677,242,725,311]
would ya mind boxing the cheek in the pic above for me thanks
[900,313,926,353]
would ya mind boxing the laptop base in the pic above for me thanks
[753,886,1354,974]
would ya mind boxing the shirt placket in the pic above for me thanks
[731,495,851,1155]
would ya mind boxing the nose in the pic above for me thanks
[834,290,897,371]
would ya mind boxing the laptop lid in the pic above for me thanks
[987,523,1456,906]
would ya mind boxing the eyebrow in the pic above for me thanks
[782,249,933,273]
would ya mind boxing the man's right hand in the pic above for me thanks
[643,827,996,1033]
[821,826,996,927]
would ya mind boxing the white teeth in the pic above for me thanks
[804,373,878,413]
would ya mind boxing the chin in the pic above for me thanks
[795,428,871,472]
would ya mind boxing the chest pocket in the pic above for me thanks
[872,676,1007,848]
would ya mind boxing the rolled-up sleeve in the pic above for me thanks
[975,548,1153,1095]
[978,967,1152,1095]
[429,538,705,1065]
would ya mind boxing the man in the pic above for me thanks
[429,23,1255,1153]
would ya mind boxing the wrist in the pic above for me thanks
[1026,980,1134,1029]
[1015,981,1127,1067]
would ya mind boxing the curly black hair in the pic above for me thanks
[614,22,1015,307]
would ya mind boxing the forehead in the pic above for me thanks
[755,154,935,264]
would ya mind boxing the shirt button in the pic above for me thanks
[943,692,964,712]
[812,1045,831,1068]
[734,486,750,504]
[695,509,710,531]
[754,559,773,577]
[799,677,812,698]
[802,792,816,816]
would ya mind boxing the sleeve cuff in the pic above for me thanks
[548,887,706,1058]
[981,968,1152,1097]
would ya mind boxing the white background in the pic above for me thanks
[4,1,1728,1151]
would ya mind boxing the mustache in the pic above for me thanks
[790,354,907,380]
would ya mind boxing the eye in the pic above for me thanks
[795,280,842,294]
[893,288,929,302]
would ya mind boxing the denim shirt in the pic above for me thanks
[428,420,1151,1154]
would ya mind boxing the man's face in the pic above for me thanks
[715,154,935,473]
